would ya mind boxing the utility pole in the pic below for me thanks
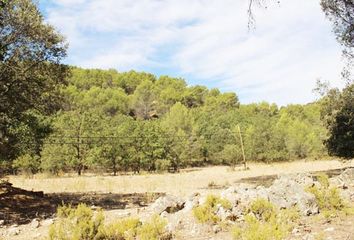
[237,125,247,170]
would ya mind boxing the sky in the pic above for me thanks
[38,0,345,105]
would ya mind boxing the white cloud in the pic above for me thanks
[42,0,344,105]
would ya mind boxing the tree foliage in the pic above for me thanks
[0,0,68,162]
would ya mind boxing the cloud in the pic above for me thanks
[41,0,344,105]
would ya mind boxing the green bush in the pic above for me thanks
[48,204,105,240]
[193,195,231,224]
[155,159,171,173]
[97,218,141,240]
[12,154,41,175]
[248,198,276,222]
[48,205,170,240]
[308,174,344,211]
[137,215,169,240]
[232,214,288,240]
[232,199,300,240]
[307,174,354,219]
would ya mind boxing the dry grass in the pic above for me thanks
[7,159,353,197]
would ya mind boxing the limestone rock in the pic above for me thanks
[150,195,185,214]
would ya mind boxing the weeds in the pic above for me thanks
[193,194,231,224]
[48,205,170,240]
[48,203,104,240]
[232,198,300,240]
[307,173,354,219]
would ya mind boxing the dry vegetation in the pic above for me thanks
[7,159,351,197]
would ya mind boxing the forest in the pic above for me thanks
[0,0,353,176]
[0,67,341,175]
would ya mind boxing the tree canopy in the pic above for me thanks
[0,0,68,163]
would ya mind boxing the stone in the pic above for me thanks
[41,219,54,227]
[212,225,221,233]
[324,227,335,232]
[7,226,20,236]
[30,219,40,228]
[150,195,185,214]
[268,175,318,215]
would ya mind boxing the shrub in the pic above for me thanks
[97,217,141,240]
[232,199,300,240]
[48,204,105,240]
[155,159,171,173]
[48,205,170,240]
[248,198,276,222]
[193,195,231,224]
[137,215,169,240]
[12,154,41,175]
[232,214,288,240]
[307,174,345,212]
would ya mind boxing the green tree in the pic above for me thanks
[324,84,354,158]
[0,0,68,162]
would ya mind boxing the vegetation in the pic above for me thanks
[49,204,170,240]
[0,0,68,166]
[306,174,354,219]
[193,194,232,224]
[232,199,300,240]
[1,0,353,177]
[7,67,328,176]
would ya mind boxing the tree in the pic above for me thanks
[324,84,354,158]
[41,111,101,175]
[131,80,157,119]
[0,0,68,162]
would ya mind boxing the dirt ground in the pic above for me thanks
[6,159,353,197]
[1,159,353,240]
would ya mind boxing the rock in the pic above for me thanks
[41,218,54,226]
[0,220,4,226]
[160,211,169,218]
[183,193,200,212]
[212,225,221,233]
[216,206,230,221]
[331,168,354,187]
[268,175,318,215]
[324,227,335,232]
[30,219,40,228]
[7,226,20,236]
[150,195,185,214]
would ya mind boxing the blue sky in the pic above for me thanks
[39,0,345,105]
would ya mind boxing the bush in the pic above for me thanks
[12,154,41,175]
[155,159,171,173]
[232,199,300,240]
[48,205,170,240]
[232,214,288,240]
[307,174,353,218]
[97,218,141,240]
[308,174,343,211]
[48,204,105,240]
[193,195,231,224]
[137,215,169,240]
[248,198,276,222]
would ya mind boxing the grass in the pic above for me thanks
[232,198,300,240]
[49,204,170,240]
[193,194,232,224]
[306,173,354,220]
[7,160,349,197]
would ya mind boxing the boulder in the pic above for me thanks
[331,168,354,187]
[268,175,318,215]
[150,195,185,214]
